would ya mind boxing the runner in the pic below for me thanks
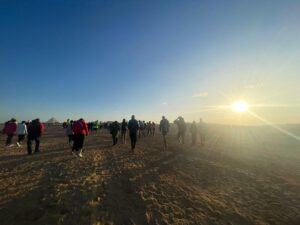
[159,116,170,150]
[128,115,139,152]
[72,118,88,157]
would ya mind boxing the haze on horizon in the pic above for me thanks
[0,0,299,125]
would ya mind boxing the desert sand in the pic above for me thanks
[0,124,299,225]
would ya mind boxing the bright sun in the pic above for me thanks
[232,101,249,113]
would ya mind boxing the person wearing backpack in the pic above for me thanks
[72,118,88,157]
[159,116,170,150]
[27,119,45,155]
[110,121,120,145]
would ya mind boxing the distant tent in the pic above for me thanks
[46,117,60,124]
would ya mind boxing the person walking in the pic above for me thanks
[16,121,27,147]
[121,119,128,144]
[128,115,139,152]
[72,118,88,157]
[151,122,156,136]
[174,116,186,144]
[190,121,198,145]
[2,118,17,147]
[110,121,120,145]
[159,116,170,150]
[66,120,74,147]
[27,119,45,155]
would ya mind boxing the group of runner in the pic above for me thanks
[2,116,206,157]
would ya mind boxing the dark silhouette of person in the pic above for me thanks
[159,116,170,150]
[110,121,120,145]
[174,116,186,144]
[121,119,128,144]
[128,115,139,152]
[27,118,45,155]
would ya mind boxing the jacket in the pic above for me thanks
[16,123,27,135]
[128,119,139,133]
[2,121,17,135]
[28,120,45,137]
[72,119,89,135]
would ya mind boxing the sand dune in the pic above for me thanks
[0,124,299,225]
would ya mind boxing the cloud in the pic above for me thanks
[192,92,208,98]
[244,83,264,89]
[161,102,168,105]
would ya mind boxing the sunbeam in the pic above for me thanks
[248,110,300,141]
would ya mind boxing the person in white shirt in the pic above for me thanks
[16,121,27,147]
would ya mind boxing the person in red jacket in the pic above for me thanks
[72,118,88,157]
[27,118,45,155]
[2,118,17,147]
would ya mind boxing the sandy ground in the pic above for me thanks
[0,124,299,225]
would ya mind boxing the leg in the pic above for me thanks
[163,134,167,150]
[6,134,13,146]
[72,134,78,152]
[35,137,40,152]
[27,137,33,155]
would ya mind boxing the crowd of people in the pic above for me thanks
[2,116,206,157]
[2,118,44,155]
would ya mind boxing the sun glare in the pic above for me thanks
[232,101,249,113]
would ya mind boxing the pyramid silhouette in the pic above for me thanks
[46,117,60,124]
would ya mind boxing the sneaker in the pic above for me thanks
[16,142,21,147]
[78,152,83,158]
[8,144,14,147]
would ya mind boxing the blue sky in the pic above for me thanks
[0,0,300,124]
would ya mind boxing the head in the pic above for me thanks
[123,118,126,122]
[11,118,16,122]
[131,115,135,120]
[162,116,165,120]
[35,118,40,123]
[199,118,203,123]
[193,121,196,124]
[21,121,25,124]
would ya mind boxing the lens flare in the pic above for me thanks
[232,101,249,113]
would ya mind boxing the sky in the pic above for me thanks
[0,0,300,124]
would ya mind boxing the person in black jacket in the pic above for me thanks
[27,119,45,155]
[121,119,128,144]
[110,121,120,145]
[128,115,139,152]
